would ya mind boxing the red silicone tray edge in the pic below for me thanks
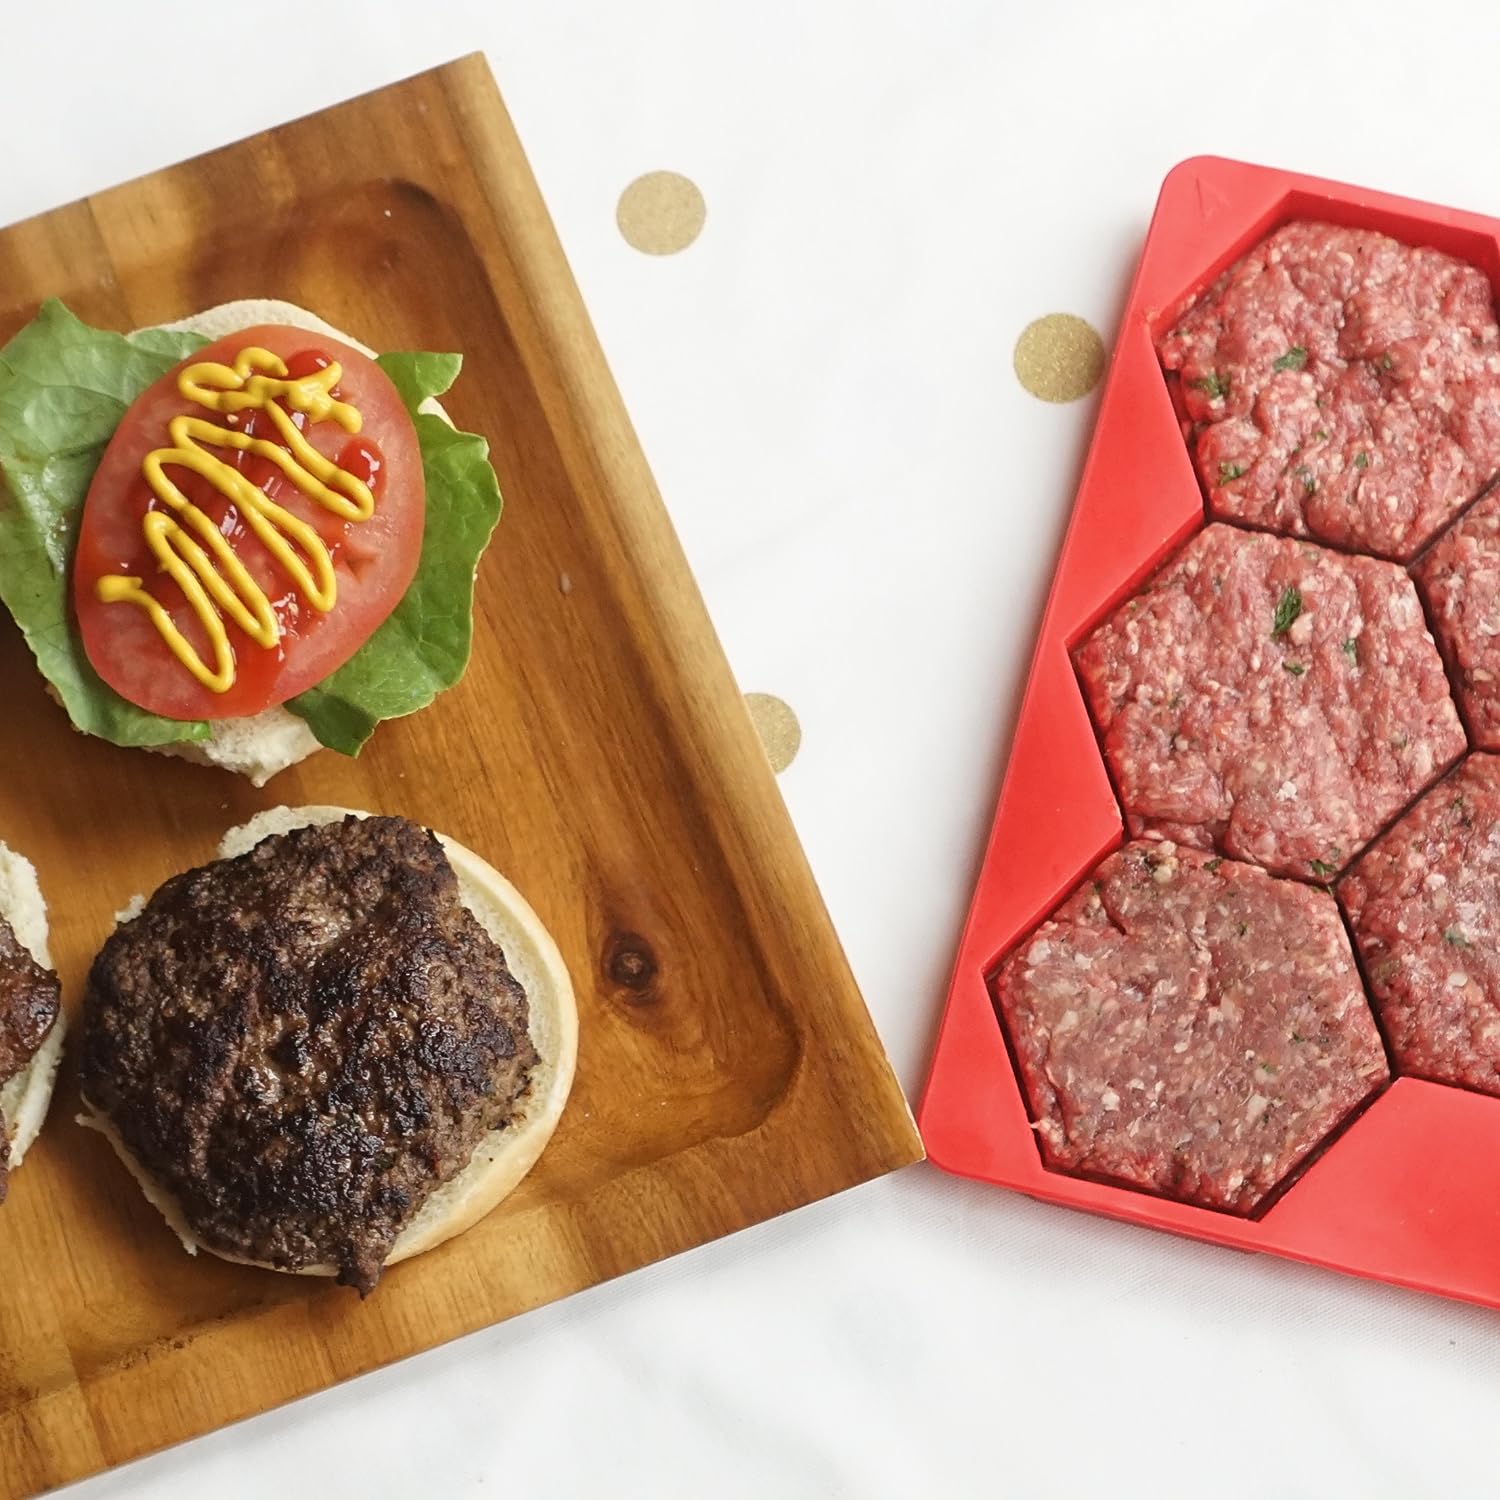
[918,155,1500,1311]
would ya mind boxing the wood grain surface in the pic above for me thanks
[0,55,921,1496]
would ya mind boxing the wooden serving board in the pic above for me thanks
[0,55,920,1496]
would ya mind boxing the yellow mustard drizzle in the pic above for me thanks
[95,348,374,692]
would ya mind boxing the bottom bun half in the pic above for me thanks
[80,804,578,1276]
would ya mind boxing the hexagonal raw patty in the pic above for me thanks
[1159,221,1500,562]
[1076,524,1464,880]
[994,841,1389,1212]
[1340,753,1500,1094]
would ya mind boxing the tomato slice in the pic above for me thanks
[74,326,424,721]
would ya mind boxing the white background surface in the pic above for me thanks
[7,1,1500,1495]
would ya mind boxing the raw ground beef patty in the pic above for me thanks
[1413,490,1500,750]
[1340,754,1500,1094]
[994,841,1389,1213]
[1075,524,1464,880]
[1159,220,1500,561]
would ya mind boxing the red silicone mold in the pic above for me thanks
[920,155,1500,1310]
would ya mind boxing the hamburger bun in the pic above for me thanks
[80,804,577,1280]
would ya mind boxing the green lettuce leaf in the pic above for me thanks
[0,300,211,745]
[0,303,501,758]
[376,351,462,413]
[287,352,502,754]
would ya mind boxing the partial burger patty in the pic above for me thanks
[1413,491,1500,750]
[1159,220,1500,561]
[994,842,1389,1213]
[81,816,539,1293]
[1340,754,1500,1094]
[0,913,60,1203]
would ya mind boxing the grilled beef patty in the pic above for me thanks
[0,912,60,1202]
[81,816,539,1292]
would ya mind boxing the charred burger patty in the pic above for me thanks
[81,815,540,1292]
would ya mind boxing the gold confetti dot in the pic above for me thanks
[745,693,801,774]
[617,171,706,255]
[1013,313,1106,403]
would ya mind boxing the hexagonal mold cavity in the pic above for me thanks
[993,841,1389,1215]
[1074,523,1464,882]
[1154,204,1500,564]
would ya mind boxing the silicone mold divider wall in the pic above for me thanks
[919,156,1500,1309]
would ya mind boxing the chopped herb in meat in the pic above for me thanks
[1272,347,1308,372]
[1284,661,1306,677]
[1189,372,1230,401]
[1218,461,1245,483]
[1342,638,1359,664]
[1445,928,1472,948]
[1308,859,1338,878]
[1296,465,1317,496]
[1271,584,1302,638]
[1354,450,1370,470]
